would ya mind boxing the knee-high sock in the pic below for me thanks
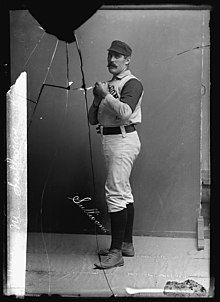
[123,203,134,243]
[110,208,127,250]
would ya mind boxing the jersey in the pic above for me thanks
[97,70,144,127]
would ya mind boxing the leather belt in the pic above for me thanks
[102,124,136,135]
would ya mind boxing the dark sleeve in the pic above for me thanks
[120,78,143,112]
[88,102,99,125]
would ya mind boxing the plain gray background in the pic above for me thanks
[10,8,210,237]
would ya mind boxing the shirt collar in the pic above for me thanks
[112,69,131,80]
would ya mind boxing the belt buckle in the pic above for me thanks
[96,125,103,134]
[96,125,101,134]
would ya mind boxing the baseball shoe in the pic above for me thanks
[94,249,124,269]
[98,242,135,257]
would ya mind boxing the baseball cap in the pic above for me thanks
[107,40,132,56]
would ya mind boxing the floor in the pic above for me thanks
[25,233,210,298]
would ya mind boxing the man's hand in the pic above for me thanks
[93,82,109,99]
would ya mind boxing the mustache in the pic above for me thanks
[107,63,117,68]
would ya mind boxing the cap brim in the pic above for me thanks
[107,47,129,56]
[107,47,122,53]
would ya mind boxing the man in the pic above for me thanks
[88,40,144,269]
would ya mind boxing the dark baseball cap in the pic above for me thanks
[107,40,132,56]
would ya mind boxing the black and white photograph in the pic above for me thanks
[3,0,213,299]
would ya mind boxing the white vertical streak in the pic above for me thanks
[199,11,210,214]
[6,72,27,297]
[199,11,205,217]
[200,11,210,174]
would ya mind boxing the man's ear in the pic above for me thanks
[125,56,131,65]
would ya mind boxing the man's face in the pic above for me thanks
[107,51,130,75]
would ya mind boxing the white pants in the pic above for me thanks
[102,130,141,213]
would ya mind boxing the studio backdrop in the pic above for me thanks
[10,7,210,237]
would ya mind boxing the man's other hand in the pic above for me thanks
[93,82,109,98]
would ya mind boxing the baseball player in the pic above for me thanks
[88,40,144,269]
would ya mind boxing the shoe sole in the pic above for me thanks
[98,251,134,257]
[122,252,134,257]
[94,260,124,269]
